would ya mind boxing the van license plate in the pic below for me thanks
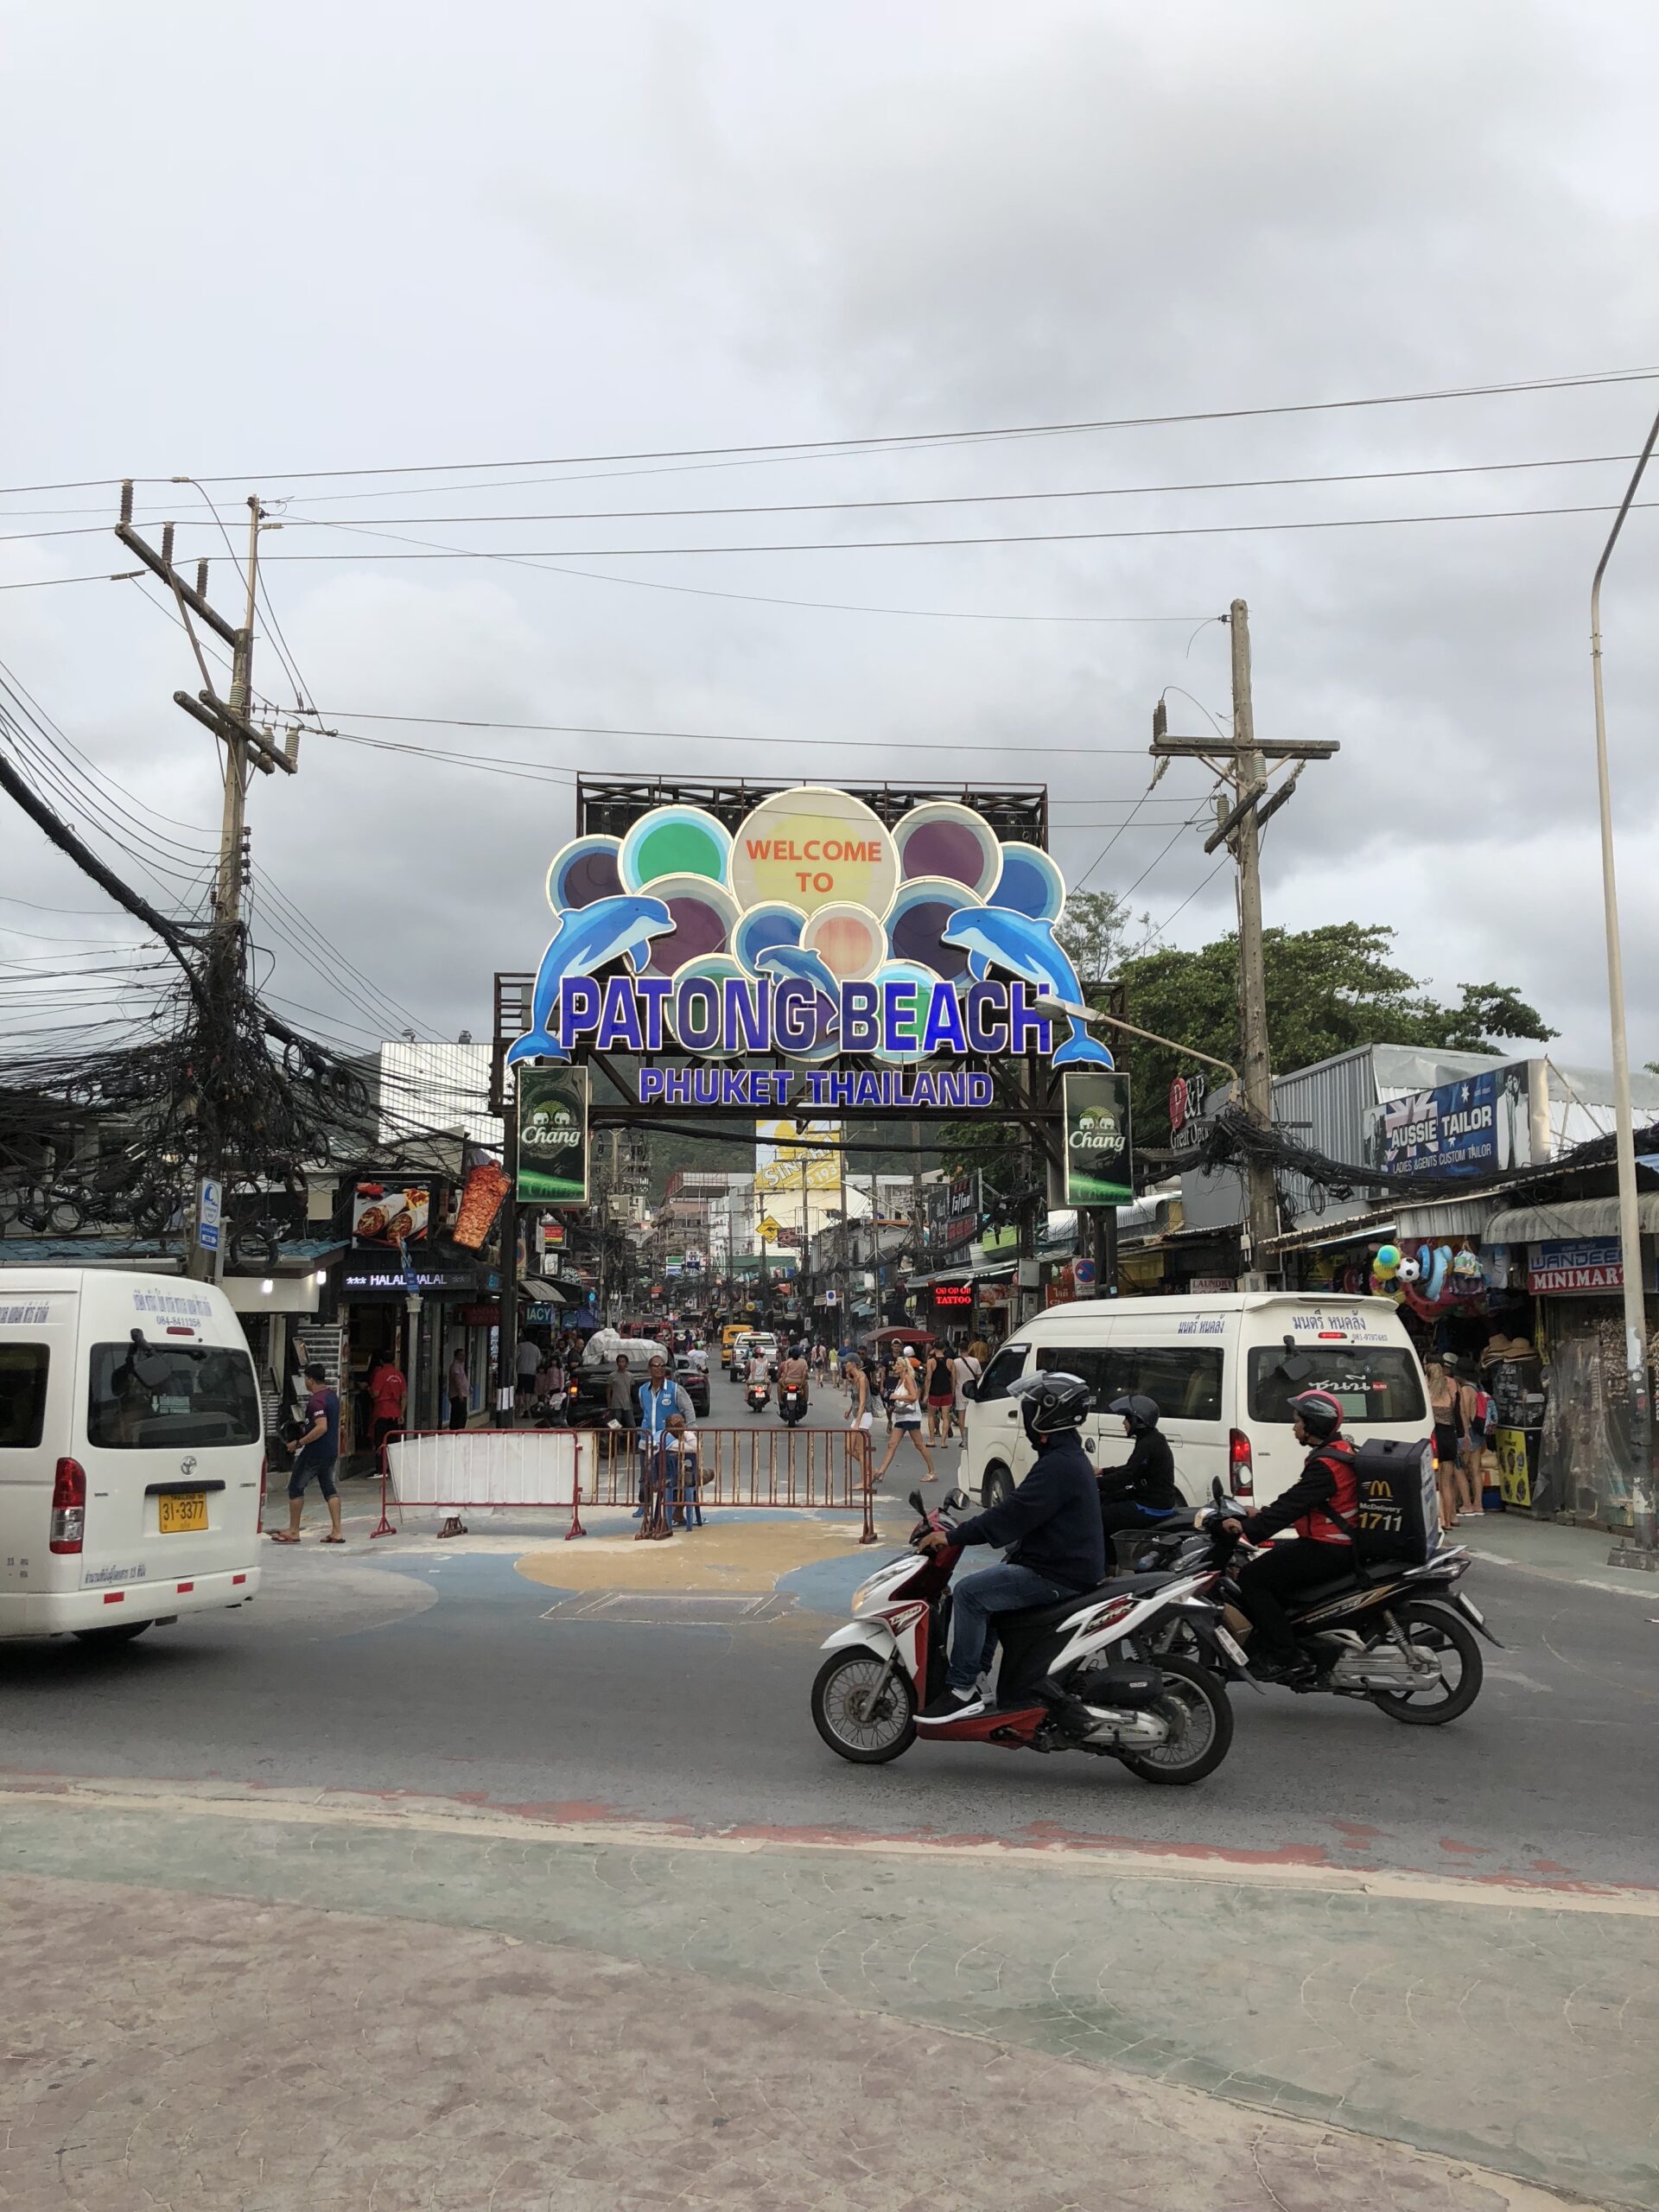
[159,1491,207,1535]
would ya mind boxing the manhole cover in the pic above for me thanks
[542,1590,797,1625]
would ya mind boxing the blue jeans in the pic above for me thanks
[946,1561,1068,1693]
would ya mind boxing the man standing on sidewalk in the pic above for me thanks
[272,1363,344,1545]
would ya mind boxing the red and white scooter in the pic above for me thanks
[810,1489,1236,1785]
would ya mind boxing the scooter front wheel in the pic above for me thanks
[811,1649,916,1763]
[1118,1653,1234,1786]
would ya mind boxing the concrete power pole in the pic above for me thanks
[1150,601,1338,1292]
[116,488,296,1283]
[1228,601,1280,1286]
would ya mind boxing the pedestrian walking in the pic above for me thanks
[446,1346,470,1431]
[515,1332,543,1416]
[606,1353,639,1429]
[951,1341,982,1426]
[924,1344,956,1441]
[873,1344,935,1485]
[271,1362,343,1544]
[1426,1357,1478,1531]
[842,1353,874,1491]
[365,1348,407,1459]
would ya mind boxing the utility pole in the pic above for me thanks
[1228,601,1279,1287]
[1152,603,1338,1291]
[116,487,296,1282]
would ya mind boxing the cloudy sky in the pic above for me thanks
[3,0,1657,1076]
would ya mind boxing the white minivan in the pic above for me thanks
[0,1269,264,1643]
[963,1294,1430,1514]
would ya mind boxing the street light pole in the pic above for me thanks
[1593,407,1659,1570]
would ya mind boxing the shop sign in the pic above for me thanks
[526,1301,559,1324]
[341,1258,480,1296]
[1527,1236,1653,1294]
[1186,1275,1235,1294]
[353,1183,430,1248]
[1168,1071,1208,1151]
[931,1283,973,1308]
[516,1067,588,1205]
[505,787,1117,1109]
[1062,1071,1133,1207]
[1363,1061,1546,1179]
[1493,1425,1532,1507]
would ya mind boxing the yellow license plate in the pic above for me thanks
[159,1491,207,1535]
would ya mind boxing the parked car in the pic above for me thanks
[674,1354,710,1417]
[564,1338,662,1425]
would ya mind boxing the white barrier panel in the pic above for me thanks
[387,1429,580,1508]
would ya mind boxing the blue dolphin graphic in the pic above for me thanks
[940,906,1114,1068]
[757,944,841,1039]
[506,894,674,1066]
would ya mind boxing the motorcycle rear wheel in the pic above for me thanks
[1118,1654,1235,1785]
[1367,1599,1483,1725]
[811,1649,916,1764]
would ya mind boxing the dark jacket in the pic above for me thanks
[948,1432,1106,1592]
[1097,1429,1178,1509]
[1243,1436,1358,1546]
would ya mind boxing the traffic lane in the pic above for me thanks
[0,1548,1653,1889]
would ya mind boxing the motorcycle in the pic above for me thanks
[1134,1481,1498,1724]
[810,1489,1236,1784]
[778,1381,807,1427]
[746,1378,770,1414]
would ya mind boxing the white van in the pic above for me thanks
[963,1294,1429,1514]
[0,1269,264,1643]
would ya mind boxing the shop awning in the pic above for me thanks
[1484,1193,1659,1243]
[907,1260,1016,1287]
[520,1277,568,1304]
[1395,1198,1503,1240]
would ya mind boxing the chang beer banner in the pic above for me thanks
[516,1067,589,1205]
[1063,1071,1133,1206]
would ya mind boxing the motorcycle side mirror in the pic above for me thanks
[907,1489,926,1516]
[944,1487,969,1511]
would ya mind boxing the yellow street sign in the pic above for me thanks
[758,1216,783,1242]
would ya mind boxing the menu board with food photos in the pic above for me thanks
[352,1183,430,1248]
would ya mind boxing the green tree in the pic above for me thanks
[1054,888,1137,986]
[1111,923,1554,1151]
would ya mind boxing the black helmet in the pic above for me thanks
[1287,1388,1344,1440]
[1007,1369,1091,1444]
[1109,1393,1160,1433]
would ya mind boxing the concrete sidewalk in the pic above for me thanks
[2,1775,1652,2210]
[1461,1509,1657,1598]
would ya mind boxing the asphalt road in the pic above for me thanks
[3,1366,1656,1891]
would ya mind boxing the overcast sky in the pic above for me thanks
[3,0,1657,1077]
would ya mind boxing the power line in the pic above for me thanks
[256,493,1659,563]
[6,447,1643,543]
[7,361,1649,495]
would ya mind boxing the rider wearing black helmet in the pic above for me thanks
[1222,1388,1359,1682]
[1097,1393,1182,1560]
[915,1369,1106,1722]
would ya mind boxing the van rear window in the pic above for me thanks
[87,1341,261,1450]
[1249,1346,1426,1426]
[0,1345,48,1448]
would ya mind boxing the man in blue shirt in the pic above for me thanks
[633,1354,696,1529]
[273,1362,343,1545]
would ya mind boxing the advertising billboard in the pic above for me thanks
[1062,1071,1133,1207]
[1363,1061,1546,1179]
[515,1067,589,1205]
[505,787,1114,1111]
[352,1183,430,1248]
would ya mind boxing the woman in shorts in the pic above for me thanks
[923,1344,956,1441]
[842,1355,874,1489]
[873,1345,935,1486]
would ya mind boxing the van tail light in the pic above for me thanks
[49,1457,86,1553]
[257,1454,267,1535]
[1228,1428,1255,1499]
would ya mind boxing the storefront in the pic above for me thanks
[339,1254,501,1433]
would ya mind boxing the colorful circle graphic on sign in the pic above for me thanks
[635,875,741,976]
[728,785,898,920]
[732,901,806,977]
[990,841,1065,922]
[886,877,984,980]
[620,805,732,893]
[547,835,623,912]
[892,802,1001,895]
[800,899,886,982]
